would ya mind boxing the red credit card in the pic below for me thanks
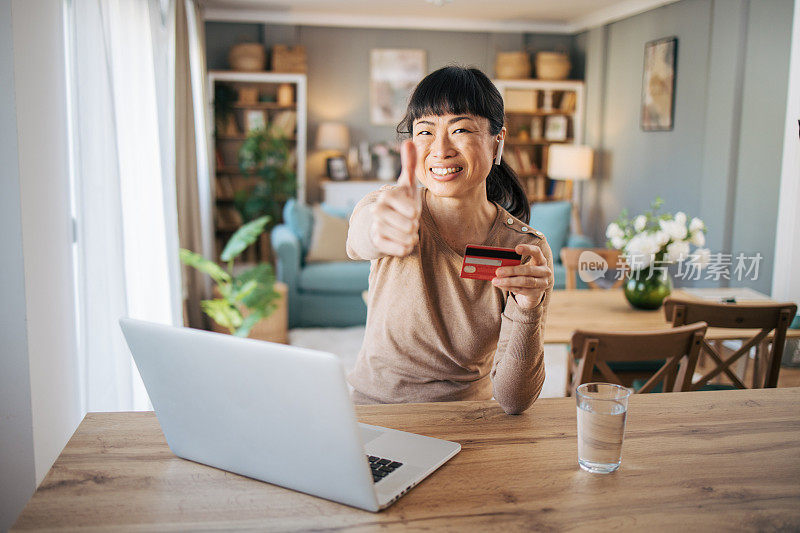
[460,245,522,281]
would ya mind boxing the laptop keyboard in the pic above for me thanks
[367,455,403,483]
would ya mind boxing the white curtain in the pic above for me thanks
[176,0,213,329]
[68,0,181,412]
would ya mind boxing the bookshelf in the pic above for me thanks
[207,71,307,262]
[492,79,585,203]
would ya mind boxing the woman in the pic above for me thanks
[346,66,553,414]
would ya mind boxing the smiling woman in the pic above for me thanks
[345,66,554,414]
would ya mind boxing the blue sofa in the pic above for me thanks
[271,200,370,328]
[530,201,593,289]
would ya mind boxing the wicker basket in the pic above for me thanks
[228,43,266,72]
[495,52,531,79]
[535,52,571,80]
[272,45,307,73]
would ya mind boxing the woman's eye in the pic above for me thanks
[415,130,432,136]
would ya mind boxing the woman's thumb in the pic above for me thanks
[398,140,418,196]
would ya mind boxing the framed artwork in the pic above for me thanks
[326,156,350,181]
[243,109,267,133]
[641,37,677,131]
[369,49,426,126]
[544,115,568,141]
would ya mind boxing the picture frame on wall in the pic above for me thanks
[641,37,677,131]
[243,109,267,133]
[326,156,350,181]
[369,49,426,125]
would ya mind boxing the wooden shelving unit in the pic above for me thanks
[492,79,585,203]
[207,71,307,263]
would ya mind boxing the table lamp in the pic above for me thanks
[546,144,594,235]
[316,122,351,181]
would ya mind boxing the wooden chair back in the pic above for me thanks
[569,322,707,395]
[663,298,797,389]
[560,248,625,290]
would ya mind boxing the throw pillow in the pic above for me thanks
[305,204,351,263]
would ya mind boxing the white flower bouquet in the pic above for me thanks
[606,198,710,271]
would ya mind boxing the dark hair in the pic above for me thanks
[397,65,530,223]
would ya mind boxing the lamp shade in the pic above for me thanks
[547,144,594,181]
[316,122,350,151]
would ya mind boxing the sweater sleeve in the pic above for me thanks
[490,236,553,415]
[346,185,394,261]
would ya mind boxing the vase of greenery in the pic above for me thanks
[606,198,709,310]
[179,216,281,338]
[236,125,297,227]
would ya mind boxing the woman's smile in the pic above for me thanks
[429,165,464,181]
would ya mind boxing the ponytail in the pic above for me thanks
[487,160,530,223]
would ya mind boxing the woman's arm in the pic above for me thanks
[489,237,554,414]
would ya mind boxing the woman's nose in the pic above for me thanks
[429,133,456,158]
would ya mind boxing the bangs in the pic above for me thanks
[397,66,503,136]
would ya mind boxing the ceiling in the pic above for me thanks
[201,0,680,34]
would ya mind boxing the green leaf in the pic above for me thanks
[236,263,278,312]
[179,249,231,284]
[233,279,258,302]
[221,216,270,262]
[234,312,262,338]
[200,298,242,333]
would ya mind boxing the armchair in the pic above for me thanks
[271,199,370,328]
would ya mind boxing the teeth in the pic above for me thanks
[430,167,463,176]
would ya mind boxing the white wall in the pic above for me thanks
[772,0,800,304]
[1,0,84,528]
[0,0,36,528]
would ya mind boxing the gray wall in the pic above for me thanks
[0,1,36,528]
[578,0,794,293]
[206,22,581,201]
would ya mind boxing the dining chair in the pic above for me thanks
[663,298,797,389]
[568,322,707,395]
[560,248,625,290]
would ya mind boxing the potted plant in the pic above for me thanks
[235,125,297,226]
[179,216,283,339]
[606,198,709,310]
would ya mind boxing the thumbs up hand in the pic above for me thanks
[368,140,422,257]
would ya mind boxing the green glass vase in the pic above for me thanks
[624,266,673,310]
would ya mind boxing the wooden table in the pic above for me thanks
[544,289,800,344]
[13,388,800,531]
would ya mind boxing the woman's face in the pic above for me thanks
[411,113,504,200]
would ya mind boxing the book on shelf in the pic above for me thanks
[530,116,543,140]
[216,176,235,200]
[515,147,536,175]
[271,110,297,138]
[214,207,243,231]
[560,92,577,112]
[504,148,521,174]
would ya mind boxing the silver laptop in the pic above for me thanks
[119,318,460,512]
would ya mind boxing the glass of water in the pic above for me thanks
[576,383,631,474]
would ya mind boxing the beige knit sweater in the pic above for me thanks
[346,187,552,414]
